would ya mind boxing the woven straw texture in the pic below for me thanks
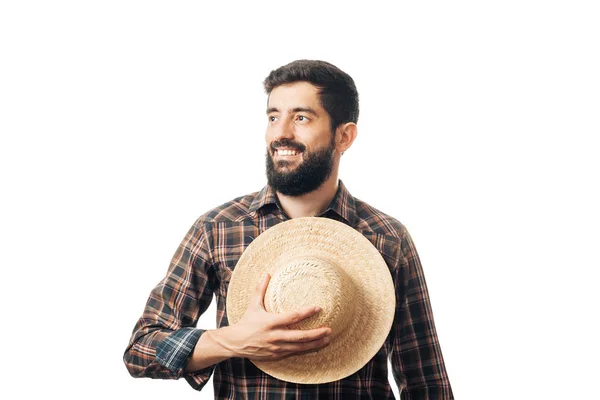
[226,217,395,384]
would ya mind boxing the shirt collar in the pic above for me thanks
[248,184,280,214]
[248,180,357,226]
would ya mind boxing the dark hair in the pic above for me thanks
[263,60,359,133]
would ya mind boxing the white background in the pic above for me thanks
[1,1,599,399]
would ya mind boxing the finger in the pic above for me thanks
[252,273,271,309]
[273,327,332,343]
[274,336,331,354]
[251,351,294,362]
[270,305,322,327]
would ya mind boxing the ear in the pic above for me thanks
[335,122,358,154]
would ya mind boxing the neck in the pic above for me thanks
[276,170,340,219]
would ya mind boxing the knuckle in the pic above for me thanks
[289,312,300,323]
[264,319,277,330]
[270,344,281,353]
[265,332,277,343]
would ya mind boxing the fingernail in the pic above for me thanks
[314,306,321,313]
[324,337,330,344]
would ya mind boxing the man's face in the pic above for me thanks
[265,82,336,196]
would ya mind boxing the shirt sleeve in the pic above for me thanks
[389,229,454,400]
[155,327,204,373]
[123,220,216,390]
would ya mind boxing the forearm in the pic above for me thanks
[185,296,331,372]
[185,328,235,372]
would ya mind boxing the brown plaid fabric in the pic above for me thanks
[124,181,453,399]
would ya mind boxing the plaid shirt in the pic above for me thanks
[124,181,453,399]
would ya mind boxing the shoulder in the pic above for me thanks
[353,196,409,240]
[194,191,260,225]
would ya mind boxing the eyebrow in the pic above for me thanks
[266,106,318,116]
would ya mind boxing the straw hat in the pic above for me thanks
[226,217,395,384]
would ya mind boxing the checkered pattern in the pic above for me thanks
[124,181,453,399]
[156,327,203,373]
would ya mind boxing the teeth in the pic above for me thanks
[278,149,297,156]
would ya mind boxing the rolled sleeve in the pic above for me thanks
[124,220,216,388]
[156,327,204,374]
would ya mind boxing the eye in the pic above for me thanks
[297,115,309,122]
[268,115,278,122]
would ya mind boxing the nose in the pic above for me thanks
[272,117,294,141]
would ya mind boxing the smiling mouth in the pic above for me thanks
[274,149,300,157]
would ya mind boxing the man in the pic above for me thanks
[124,60,454,399]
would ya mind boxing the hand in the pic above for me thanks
[213,274,331,361]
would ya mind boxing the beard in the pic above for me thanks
[266,137,335,197]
